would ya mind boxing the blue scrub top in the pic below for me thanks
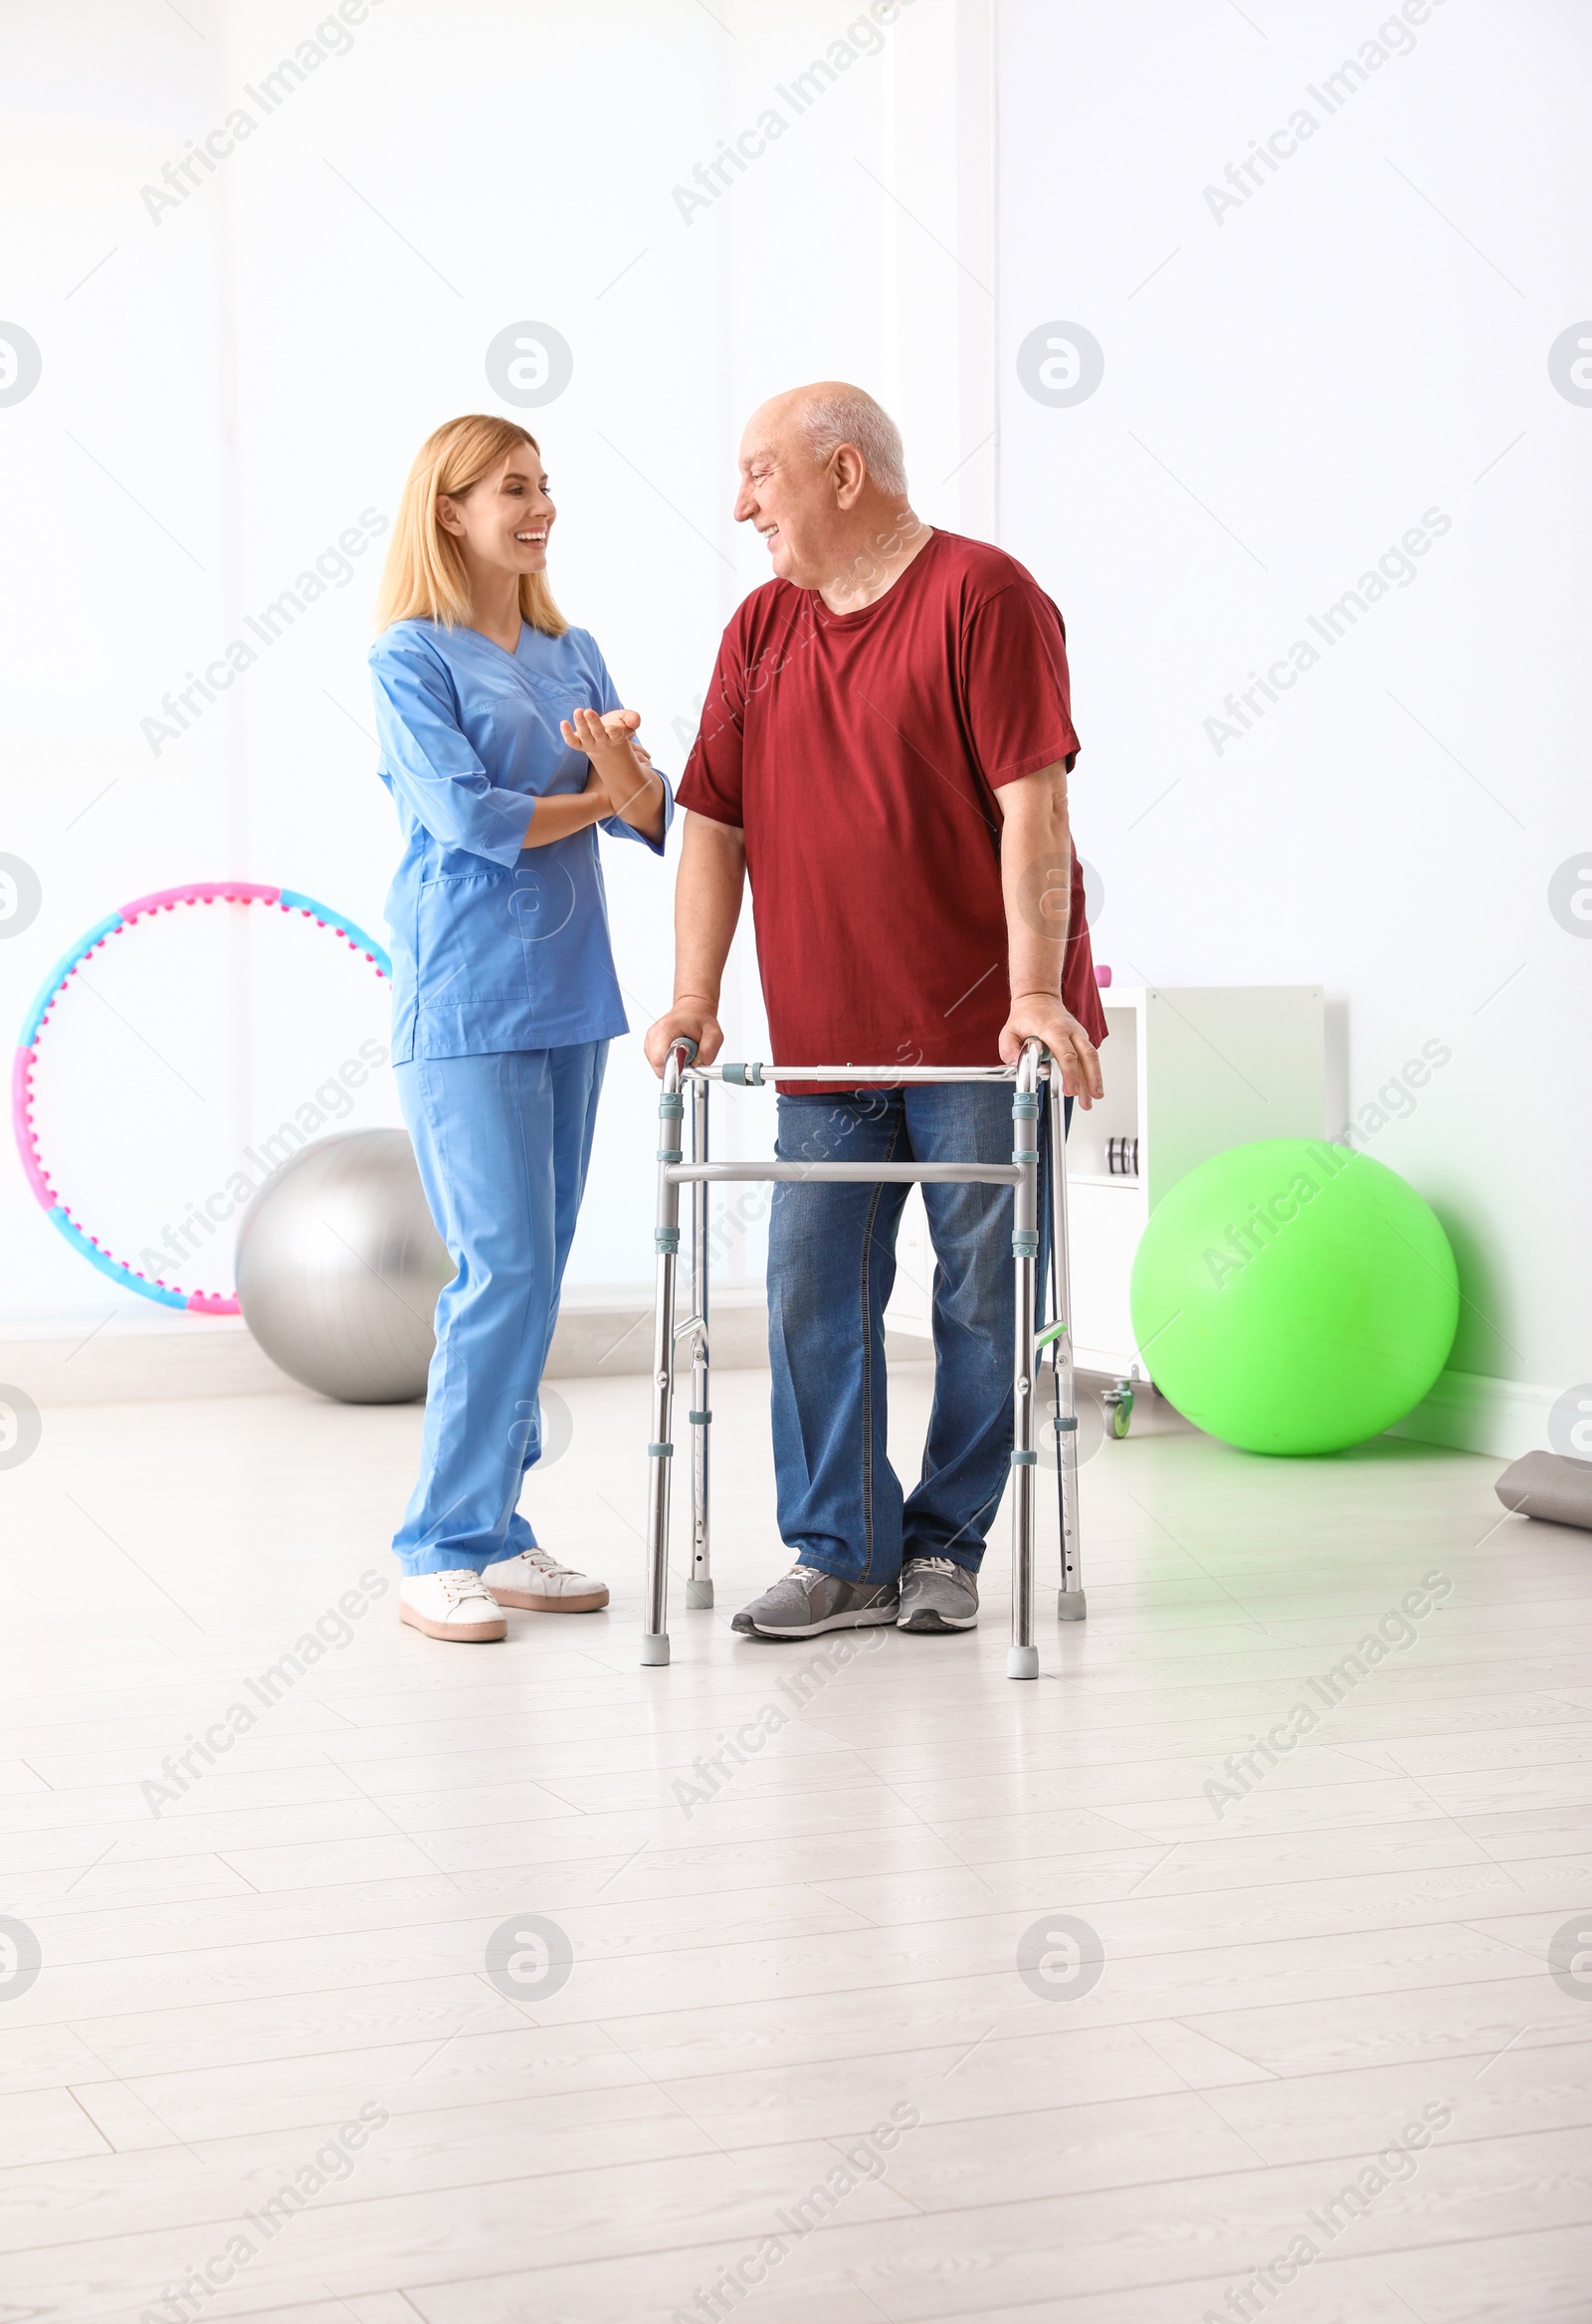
[369,618,673,1062]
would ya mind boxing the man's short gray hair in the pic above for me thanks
[799,387,907,497]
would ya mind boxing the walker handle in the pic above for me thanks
[671,1037,699,1066]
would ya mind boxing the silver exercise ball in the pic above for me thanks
[235,1129,455,1403]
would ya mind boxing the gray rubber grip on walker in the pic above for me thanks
[1057,1590,1088,1621]
[640,1634,670,1665]
[686,1580,715,1609]
[1007,1645,1040,1679]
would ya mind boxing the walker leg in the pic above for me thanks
[686,1076,713,1610]
[1048,1068,1087,1623]
[643,1062,686,1665]
[1009,1055,1041,1680]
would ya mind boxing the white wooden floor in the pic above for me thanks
[2,1364,1591,2323]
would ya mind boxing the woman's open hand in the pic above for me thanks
[560,704,666,841]
[561,705,638,783]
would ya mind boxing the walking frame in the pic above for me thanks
[642,1038,1087,1680]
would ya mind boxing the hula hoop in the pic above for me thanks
[12,880,391,1315]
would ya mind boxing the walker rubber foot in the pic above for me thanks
[686,1579,714,1609]
[1007,1644,1040,1680]
[640,1635,671,1666]
[1057,1589,1088,1623]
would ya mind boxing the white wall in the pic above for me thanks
[2,8,246,1316]
[12,0,1578,1456]
[996,0,1591,1452]
[1,0,993,1325]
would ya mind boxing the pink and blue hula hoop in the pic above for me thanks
[12,880,391,1316]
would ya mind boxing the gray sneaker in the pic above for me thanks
[897,1556,979,1633]
[732,1563,899,1640]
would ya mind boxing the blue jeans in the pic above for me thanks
[767,1080,1061,1586]
[392,1042,607,1575]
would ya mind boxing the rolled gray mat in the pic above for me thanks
[1494,1450,1592,1532]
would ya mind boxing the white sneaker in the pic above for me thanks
[398,1569,507,1643]
[482,1545,610,1614]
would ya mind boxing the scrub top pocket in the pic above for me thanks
[503,857,579,951]
[419,863,587,1003]
[417,871,522,1005]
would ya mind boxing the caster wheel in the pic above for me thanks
[1101,1379,1134,1438]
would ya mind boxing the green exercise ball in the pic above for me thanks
[1129,1139,1459,1455]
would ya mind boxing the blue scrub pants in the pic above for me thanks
[392,1042,607,1576]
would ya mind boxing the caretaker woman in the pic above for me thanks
[369,413,670,1643]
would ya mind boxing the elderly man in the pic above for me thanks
[647,382,1104,1641]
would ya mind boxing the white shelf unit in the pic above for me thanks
[885,985,1325,1380]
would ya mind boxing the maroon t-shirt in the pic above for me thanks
[677,528,1106,1078]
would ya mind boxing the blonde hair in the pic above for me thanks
[374,413,568,636]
